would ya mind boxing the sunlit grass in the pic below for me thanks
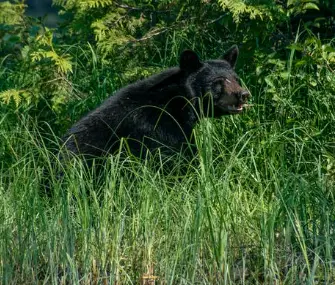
[1,93,334,284]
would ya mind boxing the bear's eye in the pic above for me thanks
[212,80,223,94]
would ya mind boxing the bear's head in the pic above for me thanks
[180,46,250,117]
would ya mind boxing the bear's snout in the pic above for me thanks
[239,90,250,103]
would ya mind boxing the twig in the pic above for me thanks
[114,2,171,13]
[127,27,169,43]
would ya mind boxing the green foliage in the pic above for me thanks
[0,1,27,54]
[31,29,73,74]
[218,0,281,22]
[0,1,26,25]
[0,5,78,130]
[53,0,234,57]
[217,0,321,22]
[1,0,332,124]
[287,0,320,16]
[254,30,335,124]
[0,89,30,107]
[0,27,74,114]
[0,0,333,138]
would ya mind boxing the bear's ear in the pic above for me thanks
[180,50,202,72]
[222,45,239,68]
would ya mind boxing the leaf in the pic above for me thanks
[327,52,335,62]
[309,79,317,87]
[265,77,275,88]
[21,45,30,59]
[287,43,304,51]
[302,3,319,11]
[295,59,307,68]
[322,45,335,53]
[279,72,289,80]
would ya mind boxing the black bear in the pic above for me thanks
[62,45,250,159]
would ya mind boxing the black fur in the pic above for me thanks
[62,46,250,159]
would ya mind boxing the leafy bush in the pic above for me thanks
[1,0,333,125]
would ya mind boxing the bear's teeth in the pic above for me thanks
[228,104,243,111]
[227,105,243,111]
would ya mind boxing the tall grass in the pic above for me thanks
[1,83,334,284]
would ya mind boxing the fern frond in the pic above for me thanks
[218,0,275,23]
[54,0,113,11]
[0,1,26,25]
[55,55,73,74]
[79,0,113,9]
[0,89,30,108]
[31,50,73,74]
[35,29,54,47]
[53,0,79,10]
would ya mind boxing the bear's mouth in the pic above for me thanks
[225,103,247,114]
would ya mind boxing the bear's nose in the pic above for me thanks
[240,90,250,102]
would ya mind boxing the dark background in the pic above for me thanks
[25,0,59,26]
